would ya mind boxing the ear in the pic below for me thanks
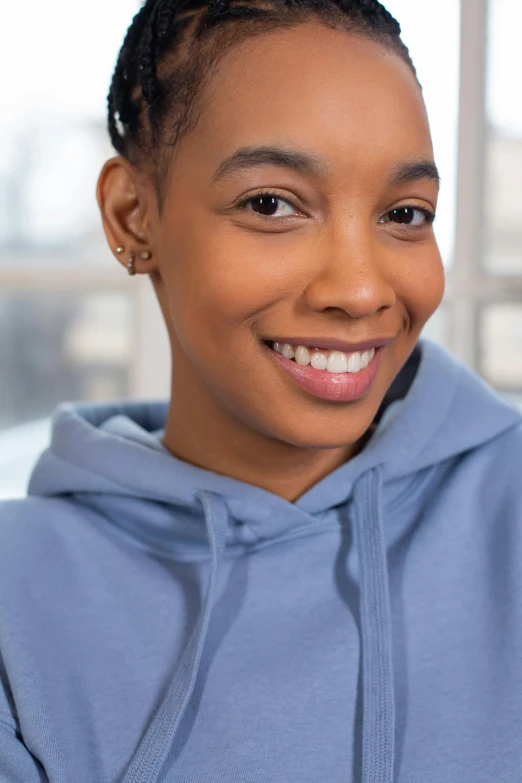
[96,156,160,275]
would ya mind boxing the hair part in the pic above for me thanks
[107,0,416,203]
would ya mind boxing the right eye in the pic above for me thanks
[234,190,302,219]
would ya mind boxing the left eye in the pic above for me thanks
[381,206,434,227]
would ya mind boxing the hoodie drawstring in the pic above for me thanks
[352,465,395,783]
[120,490,229,783]
[121,474,394,783]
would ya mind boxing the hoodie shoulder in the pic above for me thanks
[0,495,129,579]
[0,497,52,535]
[0,497,78,559]
[0,496,70,531]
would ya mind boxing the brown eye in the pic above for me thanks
[383,206,435,227]
[251,195,281,216]
[237,191,298,218]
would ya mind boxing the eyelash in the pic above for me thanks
[234,189,436,229]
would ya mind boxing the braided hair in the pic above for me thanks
[108,0,415,191]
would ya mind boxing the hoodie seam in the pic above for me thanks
[128,518,342,562]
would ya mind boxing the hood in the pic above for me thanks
[26,337,522,783]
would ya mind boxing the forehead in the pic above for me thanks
[175,21,433,184]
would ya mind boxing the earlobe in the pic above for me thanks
[96,156,159,274]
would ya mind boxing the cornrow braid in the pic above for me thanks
[137,3,162,105]
[108,0,415,192]
[108,1,156,155]
[157,0,181,37]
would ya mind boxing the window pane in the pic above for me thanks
[0,292,132,430]
[0,122,114,266]
[0,0,140,265]
[0,0,141,498]
[480,304,522,389]
[484,0,522,275]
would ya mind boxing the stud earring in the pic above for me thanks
[127,251,136,276]
[140,250,152,261]
[116,246,125,255]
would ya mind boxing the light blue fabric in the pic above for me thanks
[1,337,522,783]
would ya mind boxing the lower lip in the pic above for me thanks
[265,344,383,402]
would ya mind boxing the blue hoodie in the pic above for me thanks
[1,337,522,783]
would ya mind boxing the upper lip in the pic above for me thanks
[265,336,394,353]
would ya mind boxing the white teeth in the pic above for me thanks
[272,342,376,374]
[327,351,348,374]
[310,351,328,370]
[347,353,362,373]
[295,346,311,366]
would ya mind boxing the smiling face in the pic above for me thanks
[154,23,443,440]
[98,19,445,496]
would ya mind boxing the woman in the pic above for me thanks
[1,1,521,781]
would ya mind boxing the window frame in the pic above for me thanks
[446,0,522,383]
[0,265,171,399]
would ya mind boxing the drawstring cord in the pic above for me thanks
[120,490,229,783]
[352,466,395,783]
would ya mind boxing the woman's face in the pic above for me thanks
[149,21,445,449]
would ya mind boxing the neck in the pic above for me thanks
[162,365,372,504]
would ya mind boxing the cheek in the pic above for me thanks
[170,238,296,336]
[396,246,445,330]
[159,229,288,361]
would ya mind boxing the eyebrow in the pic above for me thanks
[211,144,440,188]
[211,145,328,184]
[387,160,441,188]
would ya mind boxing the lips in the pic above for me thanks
[264,342,384,403]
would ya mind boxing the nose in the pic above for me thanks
[302,226,396,319]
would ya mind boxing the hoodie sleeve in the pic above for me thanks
[0,719,48,782]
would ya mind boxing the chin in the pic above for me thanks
[257,398,380,451]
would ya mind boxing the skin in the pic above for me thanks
[97,21,445,503]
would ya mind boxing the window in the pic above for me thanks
[0,0,170,497]
[446,0,522,399]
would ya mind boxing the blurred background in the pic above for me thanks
[0,0,520,498]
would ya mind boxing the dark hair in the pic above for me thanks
[107,0,415,194]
